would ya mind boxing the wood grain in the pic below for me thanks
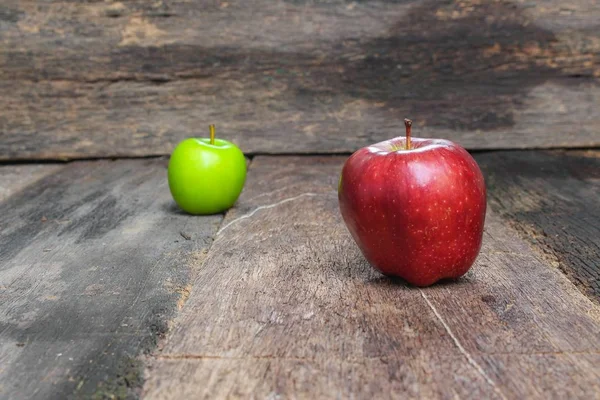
[0,164,62,201]
[143,156,600,399]
[476,150,600,301]
[0,159,222,399]
[2,0,600,160]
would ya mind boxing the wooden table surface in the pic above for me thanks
[1,1,599,399]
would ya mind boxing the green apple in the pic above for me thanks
[168,125,246,215]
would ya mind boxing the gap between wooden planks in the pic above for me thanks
[142,156,600,399]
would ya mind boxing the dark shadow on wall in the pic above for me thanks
[293,0,568,130]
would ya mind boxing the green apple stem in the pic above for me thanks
[404,118,412,150]
[209,124,216,145]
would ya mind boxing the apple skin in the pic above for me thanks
[168,138,246,215]
[338,137,486,287]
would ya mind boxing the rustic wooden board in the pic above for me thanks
[0,159,222,399]
[2,0,600,160]
[476,150,600,301]
[143,156,600,399]
[0,164,61,201]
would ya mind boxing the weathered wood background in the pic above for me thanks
[1,0,600,160]
[1,0,599,399]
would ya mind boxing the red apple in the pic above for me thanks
[338,119,486,286]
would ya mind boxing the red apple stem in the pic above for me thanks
[404,118,412,150]
[209,124,216,145]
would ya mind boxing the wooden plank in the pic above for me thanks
[0,159,222,399]
[143,156,600,399]
[2,0,598,81]
[2,79,599,161]
[475,150,600,300]
[2,0,600,159]
[0,164,62,201]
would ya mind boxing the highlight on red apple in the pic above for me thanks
[338,119,487,287]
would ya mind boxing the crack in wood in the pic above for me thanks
[216,192,336,236]
[419,289,507,400]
